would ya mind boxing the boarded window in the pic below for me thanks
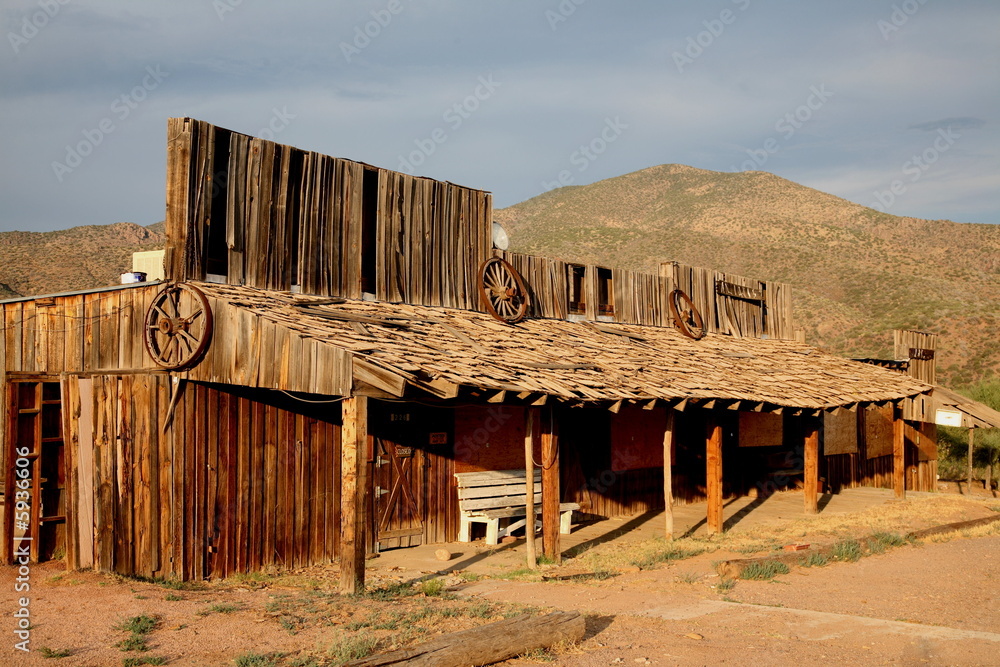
[360,167,379,295]
[738,412,783,448]
[864,404,895,459]
[568,265,586,314]
[597,267,614,315]
[824,410,859,455]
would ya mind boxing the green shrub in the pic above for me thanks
[831,540,863,562]
[739,560,789,580]
[114,615,158,635]
[233,652,280,667]
[801,552,829,568]
[419,578,445,596]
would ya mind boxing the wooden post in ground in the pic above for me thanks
[541,407,560,564]
[706,415,724,534]
[893,404,905,500]
[967,427,975,494]
[663,409,675,539]
[524,407,538,569]
[340,396,369,594]
[803,417,820,514]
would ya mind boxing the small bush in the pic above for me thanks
[831,539,863,562]
[115,635,150,652]
[867,532,908,554]
[115,615,158,635]
[325,635,379,663]
[38,646,72,659]
[420,578,445,596]
[631,545,705,569]
[362,581,416,601]
[164,593,183,602]
[122,657,166,667]
[234,652,280,667]
[739,560,789,580]
[716,578,736,592]
[467,601,494,618]
[197,603,242,616]
[801,552,829,568]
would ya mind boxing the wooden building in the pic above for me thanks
[1,119,932,591]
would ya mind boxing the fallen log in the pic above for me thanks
[346,611,586,666]
[907,513,1000,540]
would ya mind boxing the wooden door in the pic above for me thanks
[373,436,425,550]
[369,401,455,550]
[3,380,67,563]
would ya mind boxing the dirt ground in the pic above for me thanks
[1,493,998,666]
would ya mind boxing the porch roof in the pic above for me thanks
[931,385,1000,429]
[199,283,929,411]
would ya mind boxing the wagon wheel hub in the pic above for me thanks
[478,257,530,324]
[143,283,214,370]
[669,289,706,340]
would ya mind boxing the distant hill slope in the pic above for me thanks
[496,165,1000,386]
[0,222,165,298]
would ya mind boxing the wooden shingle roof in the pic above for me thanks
[199,283,929,410]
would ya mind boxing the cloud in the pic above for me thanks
[908,117,986,132]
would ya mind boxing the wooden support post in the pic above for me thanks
[705,416,723,534]
[340,396,369,594]
[803,418,819,514]
[967,427,975,494]
[541,407,560,564]
[893,404,905,500]
[663,409,675,540]
[524,407,538,569]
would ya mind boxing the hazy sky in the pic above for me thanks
[1,0,998,233]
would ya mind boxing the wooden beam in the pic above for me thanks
[541,407,560,564]
[803,418,819,514]
[967,427,975,494]
[893,404,905,500]
[705,415,723,534]
[524,407,538,569]
[340,396,369,594]
[352,358,406,397]
[663,409,675,540]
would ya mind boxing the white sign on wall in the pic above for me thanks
[934,409,963,427]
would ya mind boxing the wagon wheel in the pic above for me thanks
[669,289,706,340]
[478,257,530,324]
[143,283,214,369]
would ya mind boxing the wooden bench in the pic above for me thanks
[455,470,580,545]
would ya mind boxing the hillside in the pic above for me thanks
[496,165,1000,387]
[0,222,165,298]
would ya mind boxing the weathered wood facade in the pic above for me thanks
[1,118,934,587]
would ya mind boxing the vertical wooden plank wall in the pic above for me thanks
[163,118,492,311]
[823,409,937,493]
[65,377,343,580]
[894,330,937,384]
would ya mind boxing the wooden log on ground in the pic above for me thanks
[346,611,586,667]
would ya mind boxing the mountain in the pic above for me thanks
[0,222,165,298]
[496,165,1000,387]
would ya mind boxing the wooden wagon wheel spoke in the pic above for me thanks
[477,257,530,324]
[669,289,706,340]
[143,283,214,370]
